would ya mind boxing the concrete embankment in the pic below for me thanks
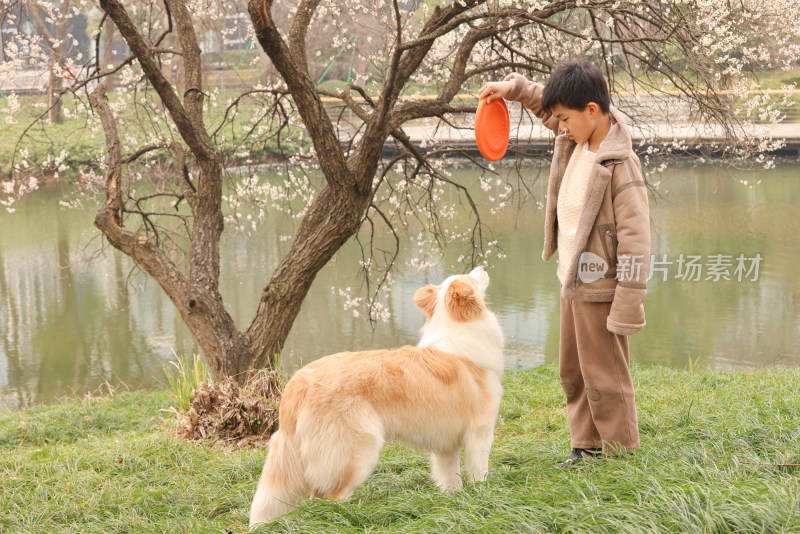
[388,117,800,158]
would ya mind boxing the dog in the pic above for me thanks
[249,266,504,527]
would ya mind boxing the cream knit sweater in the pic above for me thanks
[556,143,597,285]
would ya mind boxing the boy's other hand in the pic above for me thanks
[478,81,513,103]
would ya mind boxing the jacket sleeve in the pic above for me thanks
[503,72,561,135]
[607,160,650,335]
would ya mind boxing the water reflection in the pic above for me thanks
[1,162,799,409]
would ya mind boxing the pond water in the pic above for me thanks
[1,161,799,410]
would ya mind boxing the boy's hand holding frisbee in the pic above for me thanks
[475,81,511,161]
[478,81,513,103]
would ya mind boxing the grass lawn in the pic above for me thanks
[1,364,799,533]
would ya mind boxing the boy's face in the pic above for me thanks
[550,102,601,145]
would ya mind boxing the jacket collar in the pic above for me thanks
[554,105,631,164]
[597,106,632,164]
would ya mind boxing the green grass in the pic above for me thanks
[163,354,212,411]
[1,365,800,533]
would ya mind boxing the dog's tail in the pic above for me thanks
[249,429,308,528]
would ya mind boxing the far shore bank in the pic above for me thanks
[3,130,799,188]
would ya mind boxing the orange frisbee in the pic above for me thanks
[475,96,509,161]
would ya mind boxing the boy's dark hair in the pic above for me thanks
[541,60,610,114]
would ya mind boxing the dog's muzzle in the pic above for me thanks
[469,266,490,291]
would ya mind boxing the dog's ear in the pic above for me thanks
[413,285,438,321]
[445,278,483,322]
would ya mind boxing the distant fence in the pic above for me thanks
[0,69,50,95]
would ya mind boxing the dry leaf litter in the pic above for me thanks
[177,369,283,449]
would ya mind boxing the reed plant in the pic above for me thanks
[162,353,212,411]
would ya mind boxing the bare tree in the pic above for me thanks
[5,0,798,383]
[25,0,72,123]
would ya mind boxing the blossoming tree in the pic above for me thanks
[1,0,798,383]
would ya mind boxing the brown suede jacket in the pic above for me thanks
[505,73,651,335]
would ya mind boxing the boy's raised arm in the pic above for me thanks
[478,73,560,135]
[504,73,561,135]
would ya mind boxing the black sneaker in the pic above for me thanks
[556,447,603,468]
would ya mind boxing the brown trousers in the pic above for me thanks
[559,294,640,452]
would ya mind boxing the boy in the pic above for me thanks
[478,60,650,466]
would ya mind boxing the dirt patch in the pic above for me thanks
[176,370,283,449]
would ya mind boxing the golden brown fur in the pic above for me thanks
[249,267,504,527]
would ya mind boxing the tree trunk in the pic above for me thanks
[103,20,115,92]
[27,0,71,124]
[47,61,64,124]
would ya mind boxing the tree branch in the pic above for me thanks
[247,0,351,189]
[88,82,122,227]
[169,141,197,210]
[121,142,168,164]
[88,81,191,298]
[349,0,486,193]
[288,0,321,74]
[98,0,215,162]
[164,0,204,131]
